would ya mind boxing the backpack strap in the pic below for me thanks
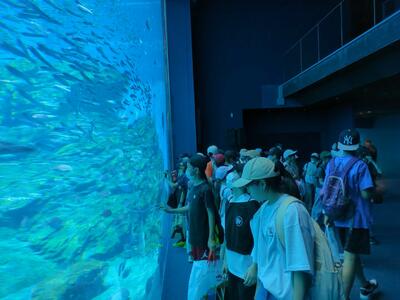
[328,158,336,173]
[341,157,360,179]
[275,196,304,248]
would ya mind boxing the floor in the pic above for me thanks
[162,178,400,300]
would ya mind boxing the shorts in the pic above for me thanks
[188,260,224,300]
[337,227,370,255]
[226,271,256,300]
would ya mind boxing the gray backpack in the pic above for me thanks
[276,196,345,300]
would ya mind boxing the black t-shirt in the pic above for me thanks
[188,181,220,248]
[167,174,189,208]
[225,197,260,254]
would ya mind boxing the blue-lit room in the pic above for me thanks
[0,0,399,300]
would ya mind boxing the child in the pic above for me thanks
[164,154,224,299]
[233,157,315,300]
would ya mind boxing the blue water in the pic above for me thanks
[0,0,170,299]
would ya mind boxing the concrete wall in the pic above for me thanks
[243,102,353,160]
[161,2,195,300]
[358,114,400,178]
[167,0,197,163]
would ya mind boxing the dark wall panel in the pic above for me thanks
[191,0,340,150]
[167,0,197,162]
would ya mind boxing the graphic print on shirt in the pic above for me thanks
[235,216,244,227]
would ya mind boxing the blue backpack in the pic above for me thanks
[322,157,359,220]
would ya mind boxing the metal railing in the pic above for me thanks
[282,0,400,82]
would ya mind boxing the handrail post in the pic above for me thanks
[317,24,320,61]
[300,40,303,72]
[340,2,344,46]
[373,0,377,25]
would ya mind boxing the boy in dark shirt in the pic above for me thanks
[163,154,224,299]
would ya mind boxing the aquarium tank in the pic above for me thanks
[0,0,171,299]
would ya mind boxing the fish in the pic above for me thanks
[95,47,110,62]
[74,180,97,192]
[101,209,112,217]
[24,1,62,25]
[79,70,92,81]
[121,267,131,279]
[0,79,19,84]
[37,43,62,59]
[16,38,30,57]
[54,84,71,92]
[145,19,151,30]
[21,32,48,38]
[65,8,82,18]
[32,113,56,119]
[0,22,17,33]
[82,21,94,26]
[71,36,86,43]
[5,65,32,84]
[52,73,70,85]
[61,71,82,82]
[90,31,103,40]
[118,260,126,277]
[16,87,38,103]
[42,0,63,12]
[0,141,35,154]
[47,217,63,230]
[0,42,31,60]
[1,0,25,9]
[77,3,94,15]
[53,164,73,172]
[28,46,56,70]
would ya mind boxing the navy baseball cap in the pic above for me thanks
[338,129,360,151]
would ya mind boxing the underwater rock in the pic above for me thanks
[31,260,108,300]
[120,249,134,259]
[110,288,130,300]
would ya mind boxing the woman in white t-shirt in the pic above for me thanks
[232,157,315,300]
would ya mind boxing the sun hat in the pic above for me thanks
[283,149,297,161]
[245,150,260,159]
[232,157,279,188]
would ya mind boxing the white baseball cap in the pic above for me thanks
[215,165,233,180]
[226,171,240,188]
[283,149,297,161]
[207,145,218,155]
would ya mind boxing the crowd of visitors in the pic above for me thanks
[162,128,382,300]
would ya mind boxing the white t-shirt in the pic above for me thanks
[225,193,255,279]
[219,183,232,230]
[251,195,315,300]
